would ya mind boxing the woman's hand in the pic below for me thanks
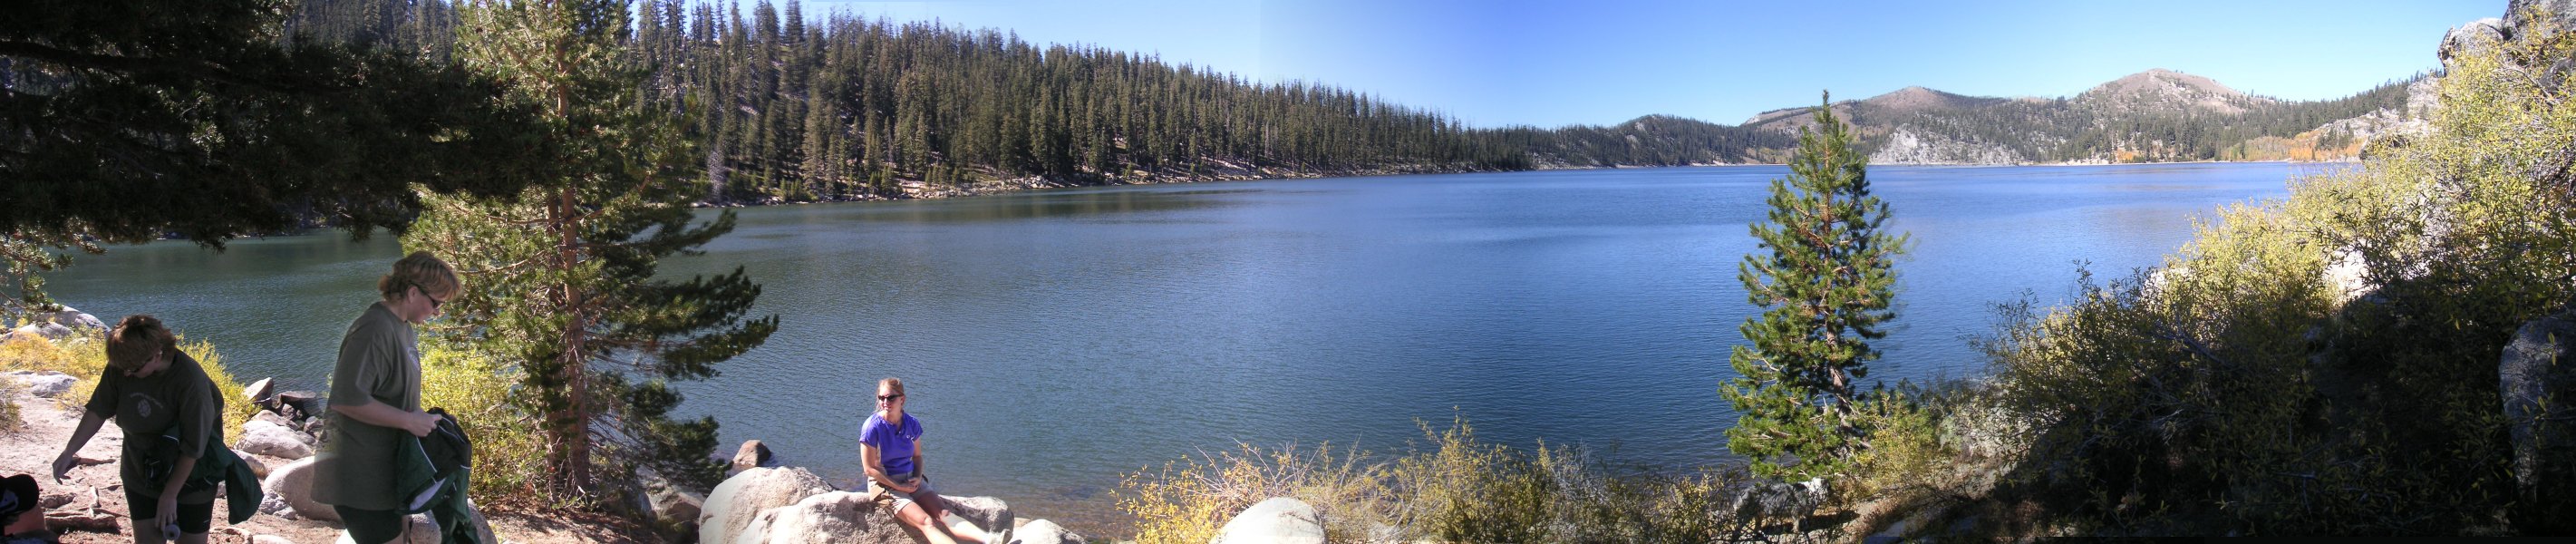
[50,450,79,481]
[154,493,179,534]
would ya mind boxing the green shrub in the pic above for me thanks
[0,335,252,442]
[1119,417,1744,543]
[419,344,551,509]
[1979,19,2576,534]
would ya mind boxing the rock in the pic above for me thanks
[276,391,325,416]
[700,466,836,544]
[2502,312,2576,530]
[332,514,439,544]
[10,323,72,341]
[233,450,269,479]
[1730,478,1827,533]
[2443,17,2507,65]
[732,491,909,544]
[244,377,276,405]
[261,457,338,522]
[652,488,706,526]
[2,371,76,398]
[943,495,1012,536]
[252,536,295,544]
[252,409,295,428]
[1012,519,1088,544]
[237,420,315,459]
[1213,497,1323,544]
[732,440,775,473]
[44,306,103,331]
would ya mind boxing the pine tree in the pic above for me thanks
[1720,92,1907,481]
[412,0,779,497]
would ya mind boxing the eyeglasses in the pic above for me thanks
[876,394,903,403]
[420,287,448,309]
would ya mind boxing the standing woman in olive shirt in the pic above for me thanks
[50,315,223,544]
[312,251,454,544]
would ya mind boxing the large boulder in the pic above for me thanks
[244,377,276,406]
[1012,519,1088,544]
[1213,497,1323,544]
[237,420,315,460]
[700,467,836,544]
[652,487,706,527]
[731,440,775,473]
[2502,312,2576,531]
[260,457,337,522]
[732,491,910,544]
[44,306,104,331]
[2443,17,2507,65]
[10,323,72,341]
[942,495,1012,537]
[2,371,76,398]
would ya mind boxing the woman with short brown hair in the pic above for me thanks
[52,315,224,544]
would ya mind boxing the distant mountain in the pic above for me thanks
[1721,69,2426,165]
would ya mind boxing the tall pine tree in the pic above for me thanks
[1721,92,1907,480]
[410,0,778,496]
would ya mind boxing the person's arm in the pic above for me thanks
[860,442,913,492]
[51,411,108,480]
[911,438,927,480]
[152,453,198,529]
[331,401,438,437]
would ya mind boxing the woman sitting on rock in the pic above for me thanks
[50,316,226,544]
[860,377,996,544]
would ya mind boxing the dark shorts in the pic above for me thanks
[123,486,214,534]
[334,506,411,544]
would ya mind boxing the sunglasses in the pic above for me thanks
[419,286,448,309]
[876,394,904,402]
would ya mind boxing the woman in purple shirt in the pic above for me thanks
[861,378,993,544]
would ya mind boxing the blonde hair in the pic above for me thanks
[878,377,905,397]
[105,315,178,373]
[378,251,461,303]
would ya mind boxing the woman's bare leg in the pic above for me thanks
[898,502,959,544]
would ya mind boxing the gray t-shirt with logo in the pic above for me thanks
[312,302,421,510]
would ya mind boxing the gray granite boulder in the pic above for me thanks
[11,323,72,341]
[1012,519,1088,544]
[261,457,337,522]
[237,419,315,459]
[943,494,1012,537]
[3,371,76,398]
[2502,312,2576,530]
[44,306,103,331]
[1213,497,1323,544]
[701,466,836,544]
[733,491,910,544]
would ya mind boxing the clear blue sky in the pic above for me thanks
[797,0,2504,129]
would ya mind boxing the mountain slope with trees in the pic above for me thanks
[283,0,2423,205]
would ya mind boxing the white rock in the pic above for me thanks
[1212,497,1324,544]
[233,449,269,479]
[700,466,836,544]
[252,536,295,544]
[942,495,1012,536]
[11,323,73,341]
[1012,519,1088,544]
[244,377,276,404]
[3,371,76,398]
[261,457,337,522]
[47,307,104,331]
[733,491,909,544]
[237,420,315,459]
[332,514,438,544]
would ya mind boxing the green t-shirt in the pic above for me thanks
[312,302,421,510]
[82,350,221,493]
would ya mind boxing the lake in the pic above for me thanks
[41,162,2317,534]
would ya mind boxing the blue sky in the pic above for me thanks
[799,1,2503,128]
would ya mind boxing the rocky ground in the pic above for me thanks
[2,392,647,543]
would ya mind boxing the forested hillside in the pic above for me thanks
[283,0,2415,202]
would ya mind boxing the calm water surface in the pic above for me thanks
[44,163,2315,534]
